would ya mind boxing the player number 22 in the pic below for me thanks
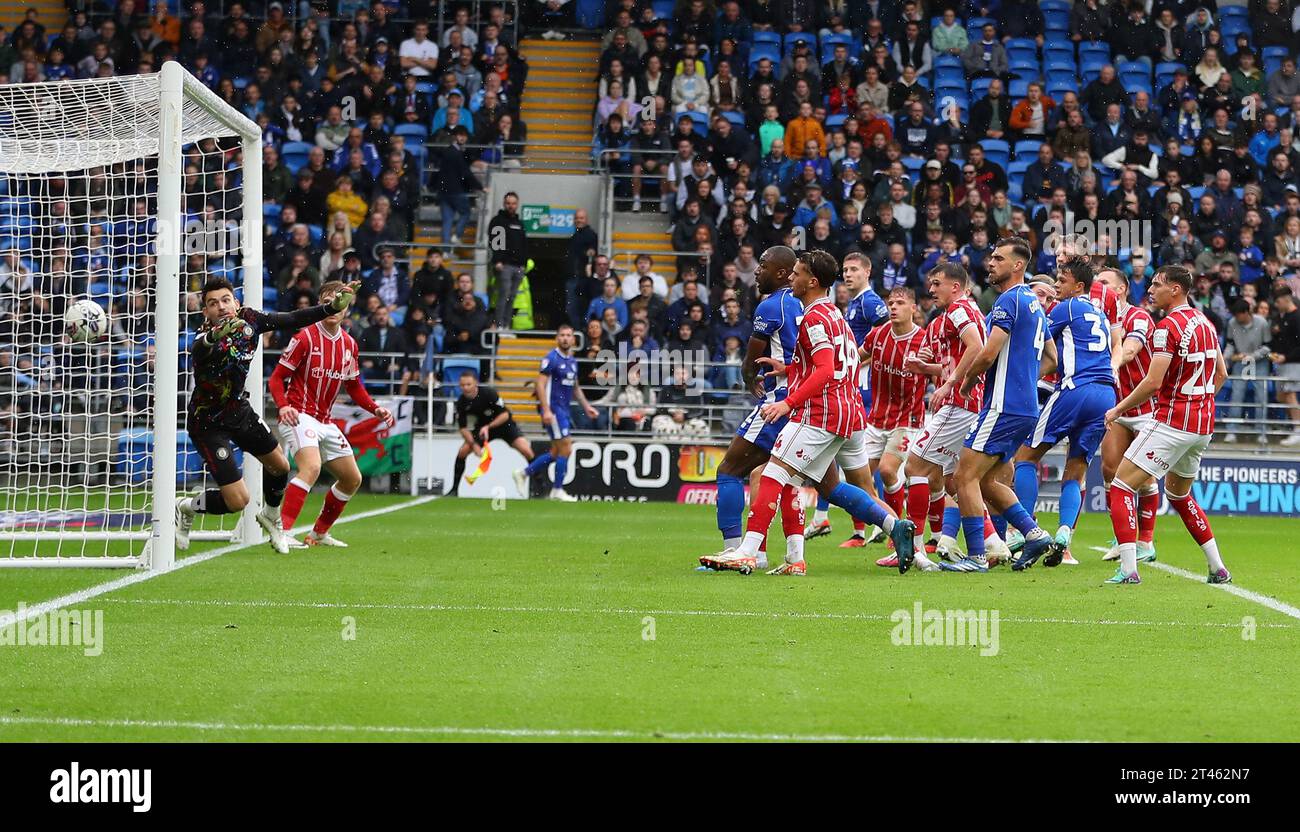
[1179,349,1217,396]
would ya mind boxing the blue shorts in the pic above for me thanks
[736,396,789,453]
[1027,382,1116,462]
[542,407,572,441]
[964,409,1039,463]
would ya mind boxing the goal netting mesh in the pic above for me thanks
[0,71,253,565]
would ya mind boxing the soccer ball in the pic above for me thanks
[64,299,108,343]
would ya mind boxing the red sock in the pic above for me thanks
[1168,492,1214,546]
[780,484,804,538]
[1138,488,1159,544]
[281,478,310,529]
[745,474,783,537]
[853,519,866,533]
[982,511,996,540]
[313,485,352,535]
[905,478,930,527]
[1108,482,1138,546]
[883,481,906,519]
[928,495,946,536]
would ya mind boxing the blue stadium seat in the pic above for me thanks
[1008,78,1030,99]
[934,68,965,88]
[1188,186,1206,201]
[685,110,709,134]
[394,123,428,142]
[1046,57,1078,74]
[1009,57,1039,76]
[306,224,323,246]
[825,113,848,129]
[1014,139,1043,159]
[721,110,747,133]
[970,77,992,100]
[415,81,436,96]
[1218,5,1248,19]
[575,0,603,28]
[1117,61,1150,79]
[901,156,924,176]
[1125,81,1153,99]
[441,356,480,386]
[1220,20,1251,43]
[752,31,780,46]
[280,140,313,173]
[748,43,780,69]
[1040,0,1071,12]
[981,139,1010,169]
[1046,71,1077,89]
[1043,10,1069,31]
[934,54,963,71]
[1043,43,1073,63]
[822,32,853,50]
[1263,46,1291,62]
[1079,42,1110,63]
[968,17,996,30]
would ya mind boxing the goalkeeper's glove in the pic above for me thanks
[329,281,359,312]
[209,316,245,343]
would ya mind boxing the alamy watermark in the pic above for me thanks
[592,344,713,390]
[0,603,104,656]
[1041,216,1152,259]
[890,601,1000,657]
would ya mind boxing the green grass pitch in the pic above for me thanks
[2,495,1298,742]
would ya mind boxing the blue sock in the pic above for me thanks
[1013,461,1040,518]
[828,483,889,529]
[874,471,885,495]
[816,495,829,512]
[716,473,745,541]
[942,505,961,538]
[991,513,1008,540]
[526,452,553,477]
[961,516,986,559]
[1059,479,1083,530]
[1003,502,1039,537]
[552,455,569,490]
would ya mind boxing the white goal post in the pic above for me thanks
[0,62,262,570]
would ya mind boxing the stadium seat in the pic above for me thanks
[280,140,313,173]
[968,17,996,30]
[1008,160,1032,177]
[1047,80,1078,99]
[685,110,709,135]
[1043,44,1073,64]
[1117,61,1149,79]
[1263,46,1291,63]
[825,113,848,129]
[981,139,1010,168]
[748,43,780,67]
[1009,57,1039,77]
[934,54,963,71]
[1014,139,1043,159]
[394,124,428,142]
[306,224,323,246]
[935,68,965,88]
[441,356,480,386]
[721,110,747,133]
[822,32,853,53]
[1125,81,1153,99]
[1008,78,1031,99]
[752,31,780,46]
[415,81,436,96]
[1218,5,1249,20]
[1187,186,1206,202]
[1220,20,1251,44]
[902,156,924,176]
[575,0,603,28]
[1043,10,1069,31]
[1047,57,1078,75]
[1079,43,1110,63]
[1040,0,1070,12]
[970,77,992,100]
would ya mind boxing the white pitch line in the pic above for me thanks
[97,597,1295,630]
[0,714,1087,743]
[0,496,438,630]
[1088,546,1300,621]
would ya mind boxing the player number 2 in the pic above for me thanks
[1179,350,1217,396]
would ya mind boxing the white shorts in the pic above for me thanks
[909,405,978,475]
[278,412,354,463]
[864,424,920,461]
[1112,413,1153,436]
[1124,420,1210,480]
[772,421,864,482]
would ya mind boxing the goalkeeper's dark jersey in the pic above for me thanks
[188,304,333,424]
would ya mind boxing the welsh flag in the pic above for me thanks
[329,396,414,476]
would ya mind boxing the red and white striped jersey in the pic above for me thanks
[787,296,868,437]
[864,322,928,430]
[1151,304,1219,435]
[276,322,361,421]
[1117,304,1156,417]
[1090,280,1122,330]
[926,296,985,413]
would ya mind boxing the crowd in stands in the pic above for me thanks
[0,2,531,423]
[576,0,1300,441]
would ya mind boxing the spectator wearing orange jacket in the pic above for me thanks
[1008,83,1056,143]
[784,101,825,159]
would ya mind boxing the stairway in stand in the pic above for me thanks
[518,35,599,174]
[493,333,551,426]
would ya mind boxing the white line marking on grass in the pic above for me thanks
[97,597,1296,629]
[1088,546,1300,621]
[0,496,438,630]
[0,715,1088,743]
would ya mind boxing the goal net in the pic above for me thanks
[0,63,262,569]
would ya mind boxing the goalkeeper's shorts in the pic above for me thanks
[190,402,279,486]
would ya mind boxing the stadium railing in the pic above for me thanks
[594,147,679,214]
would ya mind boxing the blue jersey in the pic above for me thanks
[539,348,578,411]
[1048,296,1113,390]
[984,284,1048,417]
[751,287,803,401]
[845,286,888,391]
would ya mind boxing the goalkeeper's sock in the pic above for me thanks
[193,488,232,516]
[525,453,552,477]
[552,455,569,491]
[314,485,353,535]
[264,469,288,509]
[281,477,311,529]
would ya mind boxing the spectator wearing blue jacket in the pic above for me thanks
[793,183,840,229]
[330,126,381,178]
[757,139,800,193]
[362,247,411,325]
[586,275,629,328]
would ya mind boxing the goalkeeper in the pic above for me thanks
[176,276,359,554]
